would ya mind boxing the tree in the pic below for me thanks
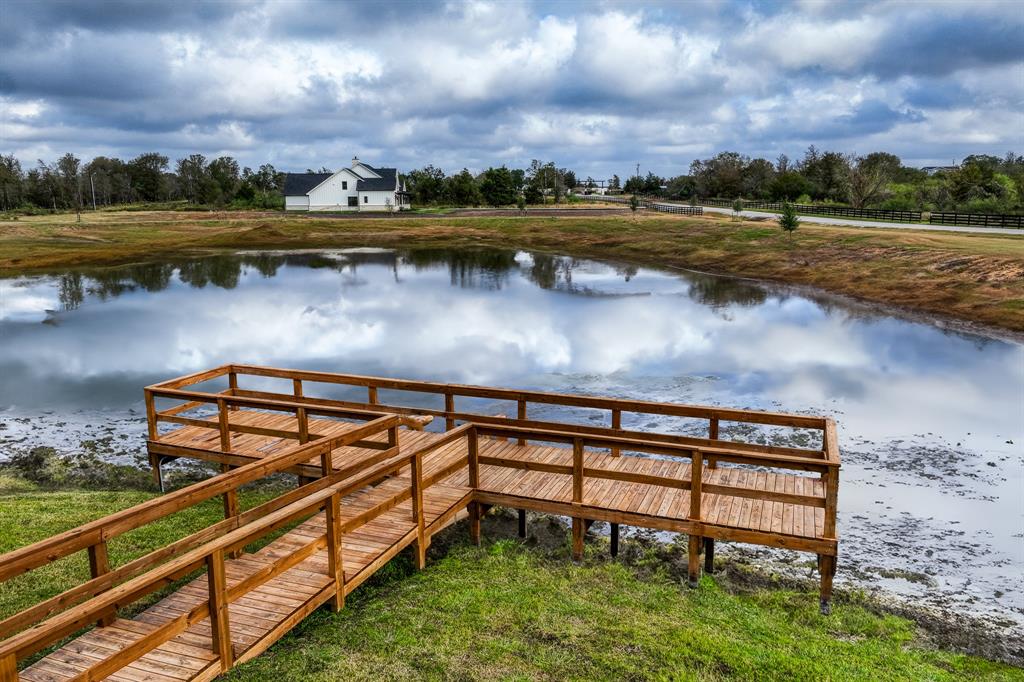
[609,174,621,191]
[769,171,812,201]
[526,160,565,203]
[176,154,214,204]
[732,198,744,220]
[690,151,746,198]
[0,154,24,210]
[406,165,446,205]
[128,153,169,202]
[779,202,799,240]
[208,156,241,204]
[628,194,639,219]
[516,194,526,214]
[798,146,850,201]
[847,152,900,208]
[444,169,482,206]
[741,158,775,199]
[479,166,516,207]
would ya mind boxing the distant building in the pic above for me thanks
[284,157,410,211]
[920,165,959,176]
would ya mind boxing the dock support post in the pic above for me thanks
[687,535,701,588]
[518,509,527,538]
[610,523,619,557]
[819,554,836,615]
[572,517,584,562]
[469,503,481,546]
[703,538,715,574]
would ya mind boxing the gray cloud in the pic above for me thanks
[1,0,1021,175]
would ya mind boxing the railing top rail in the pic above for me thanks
[222,364,827,430]
[473,423,838,471]
[0,415,400,582]
[148,385,405,423]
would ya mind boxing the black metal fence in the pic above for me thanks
[928,212,1024,229]
[699,198,922,223]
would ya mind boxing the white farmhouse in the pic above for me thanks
[284,157,410,211]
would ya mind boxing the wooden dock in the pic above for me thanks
[0,365,839,681]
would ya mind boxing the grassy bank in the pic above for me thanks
[1,483,1020,680]
[1,209,1022,333]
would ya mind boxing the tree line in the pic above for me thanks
[0,152,284,212]
[652,148,1024,214]
[2,147,1021,215]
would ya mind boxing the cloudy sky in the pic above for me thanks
[1,0,1021,179]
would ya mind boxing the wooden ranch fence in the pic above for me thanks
[0,364,841,681]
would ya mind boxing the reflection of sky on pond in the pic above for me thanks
[1,248,1022,625]
[1,249,1019,452]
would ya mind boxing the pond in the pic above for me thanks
[0,248,1021,635]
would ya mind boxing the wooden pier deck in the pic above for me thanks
[1,365,839,681]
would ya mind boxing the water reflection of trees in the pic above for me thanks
[403,249,517,290]
[685,273,768,309]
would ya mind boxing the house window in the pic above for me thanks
[348,196,358,207]
[342,181,347,190]
[364,196,368,203]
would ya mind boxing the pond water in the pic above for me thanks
[1,248,1021,635]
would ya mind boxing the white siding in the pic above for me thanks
[285,195,309,210]
[358,190,400,211]
[307,169,360,210]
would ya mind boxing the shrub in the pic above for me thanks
[779,202,800,239]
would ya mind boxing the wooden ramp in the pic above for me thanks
[19,476,471,682]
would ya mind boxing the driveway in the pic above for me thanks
[697,205,1023,236]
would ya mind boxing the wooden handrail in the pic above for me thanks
[221,364,827,430]
[0,416,399,582]
[220,387,824,460]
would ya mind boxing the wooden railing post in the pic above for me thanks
[411,452,427,569]
[823,467,838,539]
[707,417,719,469]
[227,371,239,411]
[387,425,398,449]
[220,463,241,558]
[1,652,16,682]
[206,549,233,671]
[610,409,621,457]
[216,398,231,453]
[572,438,584,504]
[571,437,585,562]
[516,399,527,446]
[367,386,378,405]
[144,389,158,441]
[325,492,345,611]
[445,393,455,431]
[297,407,309,444]
[292,378,303,398]
[468,427,480,546]
[87,541,115,627]
[689,450,702,521]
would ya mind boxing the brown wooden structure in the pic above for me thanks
[0,364,839,681]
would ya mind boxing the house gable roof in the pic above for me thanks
[356,167,398,191]
[283,173,332,196]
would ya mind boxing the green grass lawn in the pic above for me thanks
[1,482,1020,680]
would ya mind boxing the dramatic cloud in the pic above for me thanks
[1,0,1021,178]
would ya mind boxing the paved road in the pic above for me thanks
[696,205,1022,236]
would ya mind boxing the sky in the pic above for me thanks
[1,0,1022,180]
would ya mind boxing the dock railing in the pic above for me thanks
[0,415,427,677]
[147,364,834,470]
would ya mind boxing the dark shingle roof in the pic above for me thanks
[357,167,398,191]
[283,173,332,196]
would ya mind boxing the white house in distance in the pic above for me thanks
[284,157,410,211]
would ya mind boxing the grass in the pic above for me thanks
[1,484,1020,680]
[0,209,1021,334]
